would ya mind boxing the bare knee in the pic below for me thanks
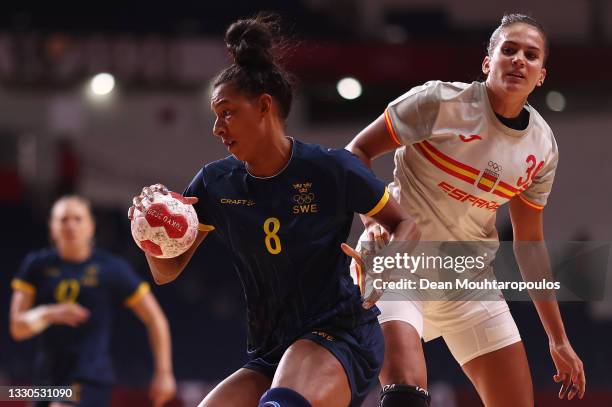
[380,321,427,389]
[380,363,427,389]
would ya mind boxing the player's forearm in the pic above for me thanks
[389,218,421,243]
[359,214,376,229]
[10,305,51,341]
[513,240,568,343]
[532,300,568,344]
[145,255,184,285]
[145,310,174,374]
[145,232,207,285]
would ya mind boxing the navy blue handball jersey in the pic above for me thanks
[11,249,149,385]
[184,139,390,361]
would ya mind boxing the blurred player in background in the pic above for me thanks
[10,195,176,407]
[345,13,585,407]
[129,14,419,407]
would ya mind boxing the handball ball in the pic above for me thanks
[131,191,199,258]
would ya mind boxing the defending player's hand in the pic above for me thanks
[550,339,585,400]
[342,242,389,310]
[366,222,390,246]
[149,370,176,407]
[127,183,198,219]
[45,303,90,327]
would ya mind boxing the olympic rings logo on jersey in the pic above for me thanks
[293,193,315,204]
[488,160,502,173]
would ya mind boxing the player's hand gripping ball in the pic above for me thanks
[130,186,199,258]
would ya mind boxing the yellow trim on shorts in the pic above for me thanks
[198,224,215,232]
[124,282,151,306]
[11,279,36,296]
[365,188,390,217]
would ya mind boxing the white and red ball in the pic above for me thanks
[131,191,199,258]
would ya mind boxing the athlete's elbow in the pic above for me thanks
[9,323,30,342]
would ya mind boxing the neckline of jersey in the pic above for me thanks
[245,137,295,179]
[53,247,95,266]
[479,81,533,138]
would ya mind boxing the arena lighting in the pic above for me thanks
[90,73,116,96]
[337,77,362,100]
[546,90,566,112]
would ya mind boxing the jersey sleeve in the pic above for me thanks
[384,80,444,146]
[109,257,151,307]
[337,149,389,216]
[519,137,559,210]
[183,168,215,232]
[12,252,40,297]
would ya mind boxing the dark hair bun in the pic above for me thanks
[225,14,280,68]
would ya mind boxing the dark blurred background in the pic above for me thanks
[1,1,611,406]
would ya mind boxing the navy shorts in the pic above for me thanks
[244,319,384,407]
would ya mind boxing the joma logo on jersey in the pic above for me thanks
[292,182,318,214]
[459,134,482,142]
[438,181,500,211]
[220,198,255,206]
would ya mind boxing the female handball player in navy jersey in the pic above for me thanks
[128,14,419,407]
[11,195,176,407]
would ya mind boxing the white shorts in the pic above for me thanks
[350,234,521,366]
[376,297,521,365]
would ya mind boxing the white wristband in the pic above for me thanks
[23,306,50,334]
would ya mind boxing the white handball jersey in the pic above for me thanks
[384,80,558,243]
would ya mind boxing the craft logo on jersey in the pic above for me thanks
[476,161,502,192]
[292,182,318,214]
[220,198,255,206]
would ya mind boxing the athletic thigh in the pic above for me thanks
[272,339,351,407]
[462,341,533,407]
[199,367,271,407]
